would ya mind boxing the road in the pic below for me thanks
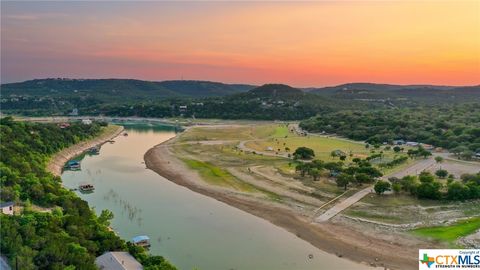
[315,186,372,222]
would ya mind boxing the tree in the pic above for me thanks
[330,151,338,159]
[417,181,442,199]
[98,209,114,226]
[293,147,315,160]
[400,175,418,194]
[392,182,401,194]
[435,169,448,179]
[447,182,468,200]
[335,173,353,190]
[355,173,372,184]
[295,163,309,177]
[419,171,435,183]
[393,146,401,153]
[434,156,444,163]
[374,180,391,195]
[339,155,347,161]
[309,168,320,181]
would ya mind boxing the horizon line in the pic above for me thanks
[2,77,479,89]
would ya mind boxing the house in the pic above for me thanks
[82,119,92,125]
[405,141,419,147]
[69,108,79,116]
[58,123,70,129]
[179,105,187,112]
[392,139,405,145]
[95,252,143,270]
[475,152,480,159]
[1,202,14,215]
[420,143,434,150]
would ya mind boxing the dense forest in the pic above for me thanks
[0,118,176,270]
[3,79,478,117]
[300,103,480,153]
[2,80,480,152]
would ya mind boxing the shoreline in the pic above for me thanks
[144,136,418,270]
[47,125,124,176]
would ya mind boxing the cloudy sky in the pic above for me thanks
[1,1,479,86]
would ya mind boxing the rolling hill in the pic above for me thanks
[308,83,480,102]
[0,78,255,101]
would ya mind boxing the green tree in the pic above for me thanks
[374,180,391,195]
[335,173,353,190]
[435,169,448,179]
[309,168,321,181]
[392,182,401,194]
[293,147,315,160]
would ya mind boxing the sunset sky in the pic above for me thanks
[1,1,479,87]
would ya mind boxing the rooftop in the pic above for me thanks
[0,202,14,208]
[95,252,143,270]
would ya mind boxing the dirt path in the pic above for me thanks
[46,125,124,176]
[238,139,289,158]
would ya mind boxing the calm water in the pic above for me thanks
[62,123,371,270]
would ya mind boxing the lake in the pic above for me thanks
[62,123,372,270]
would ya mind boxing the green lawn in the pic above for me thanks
[411,217,480,245]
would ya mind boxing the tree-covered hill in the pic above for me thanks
[0,118,176,269]
[300,103,480,152]
[308,83,480,104]
[1,78,255,100]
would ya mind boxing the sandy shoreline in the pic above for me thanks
[47,125,124,176]
[144,136,419,270]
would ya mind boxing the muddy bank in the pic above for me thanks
[47,125,124,176]
[144,139,419,270]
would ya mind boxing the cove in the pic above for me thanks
[61,123,372,270]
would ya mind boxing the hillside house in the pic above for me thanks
[179,105,188,112]
[405,141,419,147]
[393,139,405,145]
[1,202,14,215]
[95,252,143,270]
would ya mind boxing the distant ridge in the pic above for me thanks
[1,79,478,103]
[0,78,256,100]
[307,82,480,101]
[246,84,304,98]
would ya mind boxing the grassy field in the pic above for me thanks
[411,217,480,245]
[181,158,283,201]
[245,125,410,164]
[182,158,257,192]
